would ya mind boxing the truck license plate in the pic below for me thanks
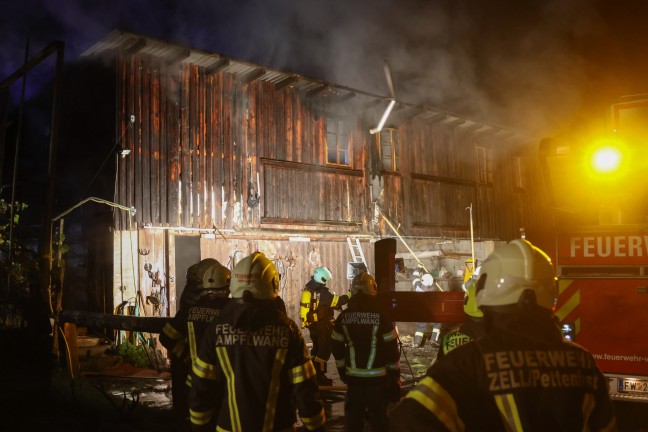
[618,379,648,393]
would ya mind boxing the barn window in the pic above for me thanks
[476,145,493,184]
[513,155,526,189]
[326,119,350,165]
[379,128,400,171]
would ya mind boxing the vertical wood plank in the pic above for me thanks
[190,65,200,227]
[180,65,191,227]
[167,69,180,226]
[205,73,214,228]
[158,62,168,226]
[141,56,151,224]
[150,60,161,225]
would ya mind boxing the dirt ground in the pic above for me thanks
[5,328,647,432]
[0,325,438,432]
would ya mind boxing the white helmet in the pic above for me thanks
[186,258,231,290]
[230,252,279,299]
[476,239,556,311]
[313,267,332,284]
[421,273,434,287]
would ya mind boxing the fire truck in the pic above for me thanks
[541,96,648,403]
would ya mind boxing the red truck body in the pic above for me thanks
[554,227,648,401]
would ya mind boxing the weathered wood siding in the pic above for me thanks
[111,50,548,319]
[116,57,370,232]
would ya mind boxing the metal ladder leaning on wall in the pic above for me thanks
[346,237,368,269]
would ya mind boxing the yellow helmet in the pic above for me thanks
[230,252,279,299]
[187,258,230,290]
[202,261,231,290]
[350,272,377,296]
[476,239,556,311]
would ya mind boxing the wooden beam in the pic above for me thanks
[333,91,356,104]
[422,113,447,123]
[275,76,298,91]
[165,48,191,66]
[122,37,147,55]
[474,125,500,137]
[241,67,266,84]
[59,310,170,333]
[402,107,424,120]
[363,98,384,110]
[205,58,230,75]
[307,84,329,97]
[458,123,481,134]
[443,118,465,128]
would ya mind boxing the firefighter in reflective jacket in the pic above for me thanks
[390,239,618,431]
[411,265,440,347]
[436,266,485,361]
[332,272,401,432]
[188,252,326,432]
[160,258,231,424]
[301,266,351,385]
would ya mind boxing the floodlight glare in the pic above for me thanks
[591,146,622,174]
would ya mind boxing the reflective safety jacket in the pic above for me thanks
[390,315,617,432]
[437,317,485,361]
[188,300,326,432]
[305,279,350,325]
[331,295,400,384]
[160,294,229,366]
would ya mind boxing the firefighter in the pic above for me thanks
[188,252,326,432]
[389,239,617,431]
[436,266,485,360]
[159,258,231,426]
[332,272,401,432]
[411,265,440,348]
[301,266,351,386]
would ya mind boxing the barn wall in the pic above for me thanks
[114,53,547,242]
[109,49,552,329]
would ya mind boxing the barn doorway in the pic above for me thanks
[173,235,200,313]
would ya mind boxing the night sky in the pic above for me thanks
[2,0,648,137]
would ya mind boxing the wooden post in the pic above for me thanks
[63,322,79,379]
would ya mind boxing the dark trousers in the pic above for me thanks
[170,357,190,421]
[345,380,389,432]
[309,320,333,362]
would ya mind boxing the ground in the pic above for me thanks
[0,325,438,432]
[4,327,646,431]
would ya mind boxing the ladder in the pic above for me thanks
[346,237,368,268]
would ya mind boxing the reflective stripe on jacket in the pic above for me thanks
[188,300,325,432]
[390,316,618,432]
[331,295,400,384]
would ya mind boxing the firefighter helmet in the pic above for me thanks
[463,266,483,318]
[186,258,231,290]
[230,252,279,299]
[350,272,377,296]
[476,239,556,311]
[313,267,332,284]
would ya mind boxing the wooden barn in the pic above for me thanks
[81,30,548,324]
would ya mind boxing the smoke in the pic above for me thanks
[1,0,643,136]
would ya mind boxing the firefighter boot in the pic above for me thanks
[413,331,425,348]
[431,327,441,348]
[314,357,333,386]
